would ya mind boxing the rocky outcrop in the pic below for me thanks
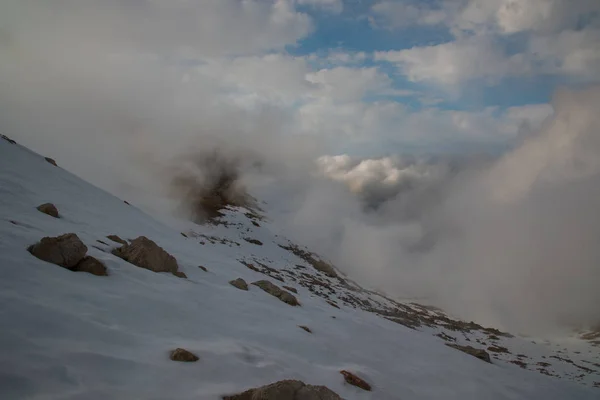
[446,344,491,363]
[244,238,263,246]
[252,280,299,306]
[73,256,108,276]
[283,285,298,294]
[1,134,16,144]
[36,203,59,218]
[340,370,371,391]
[298,325,312,333]
[106,235,127,245]
[44,157,57,167]
[223,379,341,400]
[170,348,199,362]
[229,278,248,291]
[112,236,179,274]
[29,233,88,269]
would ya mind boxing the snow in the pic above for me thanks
[0,137,598,399]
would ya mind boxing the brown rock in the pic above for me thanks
[223,379,341,400]
[229,278,248,291]
[198,265,208,272]
[283,285,298,294]
[106,235,127,245]
[252,280,300,306]
[340,370,371,391]
[298,325,312,333]
[170,348,199,362]
[1,134,16,144]
[73,256,108,276]
[44,157,57,167]
[36,203,59,218]
[29,233,88,269]
[112,236,179,274]
[244,238,263,246]
[173,271,188,279]
[446,344,491,363]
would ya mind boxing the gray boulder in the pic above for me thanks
[36,203,59,218]
[223,379,341,400]
[230,278,249,291]
[252,280,299,306]
[112,236,179,274]
[29,233,87,269]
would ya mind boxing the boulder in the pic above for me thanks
[73,256,108,276]
[173,271,188,279]
[340,370,371,391]
[252,280,299,306]
[446,344,491,363]
[229,278,248,291]
[106,235,127,245]
[44,157,57,167]
[112,236,179,274]
[29,233,88,269]
[36,203,59,218]
[170,348,199,362]
[223,379,341,400]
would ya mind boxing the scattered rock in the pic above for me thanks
[436,332,456,342]
[252,221,260,227]
[97,240,109,246]
[170,348,199,362]
[123,200,131,205]
[229,278,248,290]
[173,271,188,279]
[1,134,16,144]
[283,285,298,294]
[29,233,88,269]
[510,360,527,369]
[487,345,510,354]
[181,232,188,238]
[446,344,491,363]
[36,203,59,218]
[244,238,263,246]
[298,325,312,333]
[327,300,340,309]
[44,157,57,167]
[106,235,127,245]
[198,265,208,272]
[223,379,341,400]
[112,236,179,274]
[252,280,300,306]
[73,256,108,276]
[340,370,372,391]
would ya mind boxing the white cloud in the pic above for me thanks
[307,67,392,101]
[375,36,530,85]
[297,0,343,14]
[371,1,448,29]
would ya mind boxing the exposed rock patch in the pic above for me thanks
[244,238,263,246]
[298,325,312,333]
[229,278,248,291]
[198,265,208,272]
[36,203,59,218]
[106,235,127,245]
[1,134,16,144]
[173,271,188,279]
[112,236,180,274]
[44,157,57,167]
[29,233,88,269]
[252,280,299,306]
[279,243,337,277]
[223,379,341,400]
[340,370,372,391]
[170,348,199,362]
[283,285,298,294]
[446,344,491,363]
[73,256,108,276]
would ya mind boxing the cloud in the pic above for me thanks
[297,0,343,14]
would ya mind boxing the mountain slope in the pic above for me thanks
[0,135,598,400]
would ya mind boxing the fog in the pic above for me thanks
[2,1,600,335]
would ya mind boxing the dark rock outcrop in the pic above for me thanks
[229,278,248,291]
[36,203,59,218]
[73,256,108,276]
[340,370,371,391]
[244,238,263,246]
[112,236,179,274]
[106,235,127,245]
[446,344,491,363]
[252,280,299,306]
[173,271,188,279]
[283,285,298,294]
[298,325,312,333]
[223,379,341,400]
[29,233,88,269]
[170,348,199,362]
[44,157,57,167]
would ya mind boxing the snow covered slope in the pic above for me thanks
[0,135,598,399]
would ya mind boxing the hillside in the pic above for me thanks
[0,134,599,400]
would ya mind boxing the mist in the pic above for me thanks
[2,1,600,336]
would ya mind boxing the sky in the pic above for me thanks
[2,0,600,333]
[2,0,599,160]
